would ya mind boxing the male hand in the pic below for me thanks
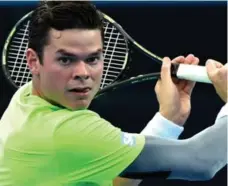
[155,54,199,125]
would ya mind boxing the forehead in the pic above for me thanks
[46,28,103,53]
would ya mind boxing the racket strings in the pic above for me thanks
[102,22,121,88]
[6,15,128,89]
[7,21,31,88]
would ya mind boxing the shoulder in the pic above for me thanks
[53,109,116,138]
[54,109,145,149]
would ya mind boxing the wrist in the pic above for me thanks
[159,111,189,126]
[141,112,184,139]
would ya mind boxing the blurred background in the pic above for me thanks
[0,1,227,186]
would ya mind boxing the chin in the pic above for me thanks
[66,100,90,111]
[70,105,88,111]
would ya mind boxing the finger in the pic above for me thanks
[205,59,220,83]
[176,78,192,93]
[183,80,196,96]
[155,79,161,95]
[185,54,199,65]
[161,57,172,84]
[174,54,199,91]
[180,55,199,94]
[185,54,195,63]
[192,57,200,65]
[206,59,218,74]
[216,64,227,80]
[215,62,223,68]
[206,59,223,68]
[172,56,185,64]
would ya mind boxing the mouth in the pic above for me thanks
[68,87,91,96]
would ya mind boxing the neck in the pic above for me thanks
[31,79,65,109]
[31,79,41,97]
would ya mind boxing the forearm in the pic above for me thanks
[142,104,227,181]
[159,103,227,180]
[168,115,227,180]
[122,115,227,181]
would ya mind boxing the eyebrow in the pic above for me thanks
[55,49,103,57]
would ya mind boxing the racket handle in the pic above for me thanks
[171,63,212,84]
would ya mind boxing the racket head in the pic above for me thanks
[1,10,130,90]
[2,11,32,89]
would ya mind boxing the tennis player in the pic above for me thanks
[0,2,227,186]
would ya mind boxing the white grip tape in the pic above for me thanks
[177,64,212,84]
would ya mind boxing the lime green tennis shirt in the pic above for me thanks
[1,82,145,186]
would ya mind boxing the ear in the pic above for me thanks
[26,48,41,75]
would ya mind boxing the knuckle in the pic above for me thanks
[155,82,160,93]
[162,64,169,71]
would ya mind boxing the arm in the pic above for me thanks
[120,112,227,181]
[115,58,227,184]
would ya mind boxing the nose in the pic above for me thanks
[72,61,90,80]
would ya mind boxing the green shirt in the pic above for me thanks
[1,82,145,186]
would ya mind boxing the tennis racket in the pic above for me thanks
[2,10,212,91]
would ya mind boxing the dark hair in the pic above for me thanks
[28,1,104,64]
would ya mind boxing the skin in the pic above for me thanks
[206,59,227,103]
[26,28,104,110]
[155,54,199,125]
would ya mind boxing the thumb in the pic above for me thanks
[161,57,172,83]
[206,59,218,76]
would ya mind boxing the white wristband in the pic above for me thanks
[141,112,184,139]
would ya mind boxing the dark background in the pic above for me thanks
[0,1,227,186]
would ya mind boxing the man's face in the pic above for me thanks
[28,28,104,110]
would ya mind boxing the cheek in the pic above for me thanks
[40,65,71,92]
[94,63,104,80]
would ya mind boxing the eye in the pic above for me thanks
[86,56,102,64]
[58,56,74,65]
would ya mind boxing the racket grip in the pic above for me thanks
[171,63,212,84]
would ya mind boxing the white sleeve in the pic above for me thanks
[215,102,228,123]
[124,114,227,181]
[141,112,184,139]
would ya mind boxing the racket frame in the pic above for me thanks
[2,11,33,89]
[2,11,135,89]
[1,10,184,91]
